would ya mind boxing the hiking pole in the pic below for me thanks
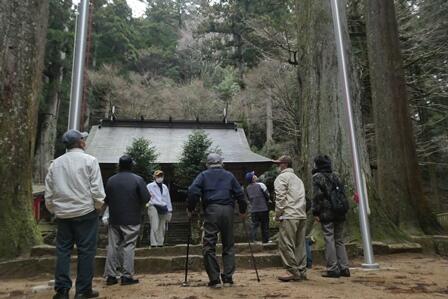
[182,217,192,287]
[242,219,260,282]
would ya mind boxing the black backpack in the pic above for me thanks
[323,174,349,216]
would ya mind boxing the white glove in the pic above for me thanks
[102,216,109,226]
[166,212,172,223]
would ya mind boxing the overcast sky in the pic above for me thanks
[73,0,146,17]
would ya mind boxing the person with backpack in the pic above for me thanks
[245,171,271,244]
[311,155,350,278]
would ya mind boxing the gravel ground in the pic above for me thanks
[1,253,448,299]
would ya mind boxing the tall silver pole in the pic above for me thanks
[68,0,90,130]
[330,0,379,269]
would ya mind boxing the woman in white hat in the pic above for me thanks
[147,170,173,247]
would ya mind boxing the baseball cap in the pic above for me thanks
[153,170,164,177]
[62,129,88,147]
[274,155,292,165]
[245,171,255,184]
[206,153,223,166]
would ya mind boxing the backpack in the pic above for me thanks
[323,174,349,216]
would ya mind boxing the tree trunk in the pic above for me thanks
[33,68,63,184]
[296,0,368,187]
[365,0,440,234]
[0,0,48,258]
[296,0,404,241]
[266,88,274,144]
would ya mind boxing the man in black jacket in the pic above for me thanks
[312,155,350,278]
[104,155,151,286]
[188,153,248,288]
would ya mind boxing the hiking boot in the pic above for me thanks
[278,272,301,282]
[74,289,99,299]
[340,268,351,277]
[121,276,139,285]
[208,280,222,289]
[106,276,118,286]
[53,289,69,299]
[321,271,340,278]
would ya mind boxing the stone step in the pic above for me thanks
[1,241,424,279]
[30,243,279,258]
[0,253,284,279]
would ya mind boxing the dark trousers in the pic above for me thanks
[55,211,98,294]
[305,238,313,268]
[250,211,270,243]
[202,204,235,283]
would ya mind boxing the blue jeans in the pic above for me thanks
[55,211,98,294]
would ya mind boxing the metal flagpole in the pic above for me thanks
[68,0,90,130]
[330,0,379,269]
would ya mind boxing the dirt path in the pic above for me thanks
[1,253,448,299]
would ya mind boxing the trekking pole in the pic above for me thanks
[182,217,192,287]
[242,219,260,282]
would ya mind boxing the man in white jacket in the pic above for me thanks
[45,129,105,299]
[147,170,173,247]
[274,155,307,282]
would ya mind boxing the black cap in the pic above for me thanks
[119,155,134,167]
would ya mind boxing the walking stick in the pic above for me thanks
[182,217,192,287]
[243,219,261,282]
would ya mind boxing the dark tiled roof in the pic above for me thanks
[86,120,272,164]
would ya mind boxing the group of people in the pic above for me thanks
[45,129,350,298]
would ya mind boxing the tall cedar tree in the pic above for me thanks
[0,0,49,258]
[365,0,441,233]
[296,0,405,241]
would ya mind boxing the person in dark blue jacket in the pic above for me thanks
[187,153,248,288]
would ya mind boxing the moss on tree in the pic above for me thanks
[0,0,48,259]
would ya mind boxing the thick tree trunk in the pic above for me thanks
[365,0,440,234]
[33,69,63,184]
[296,0,404,241]
[296,0,368,187]
[0,0,48,258]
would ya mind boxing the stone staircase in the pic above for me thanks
[1,243,283,279]
[0,241,426,279]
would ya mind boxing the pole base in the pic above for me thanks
[361,263,380,270]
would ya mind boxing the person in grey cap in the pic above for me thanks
[187,153,248,289]
[45,129,105,299]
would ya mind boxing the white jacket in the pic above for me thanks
[274,168,306,220]
[45,148,105,219]
[147,182,173,212]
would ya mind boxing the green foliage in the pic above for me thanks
[175,130,221,187]
[93,0,140,66]
[214,67,240,103]
[125,137,159,182]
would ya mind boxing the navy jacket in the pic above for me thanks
[187,167,247,214]
[105,171,150,225]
